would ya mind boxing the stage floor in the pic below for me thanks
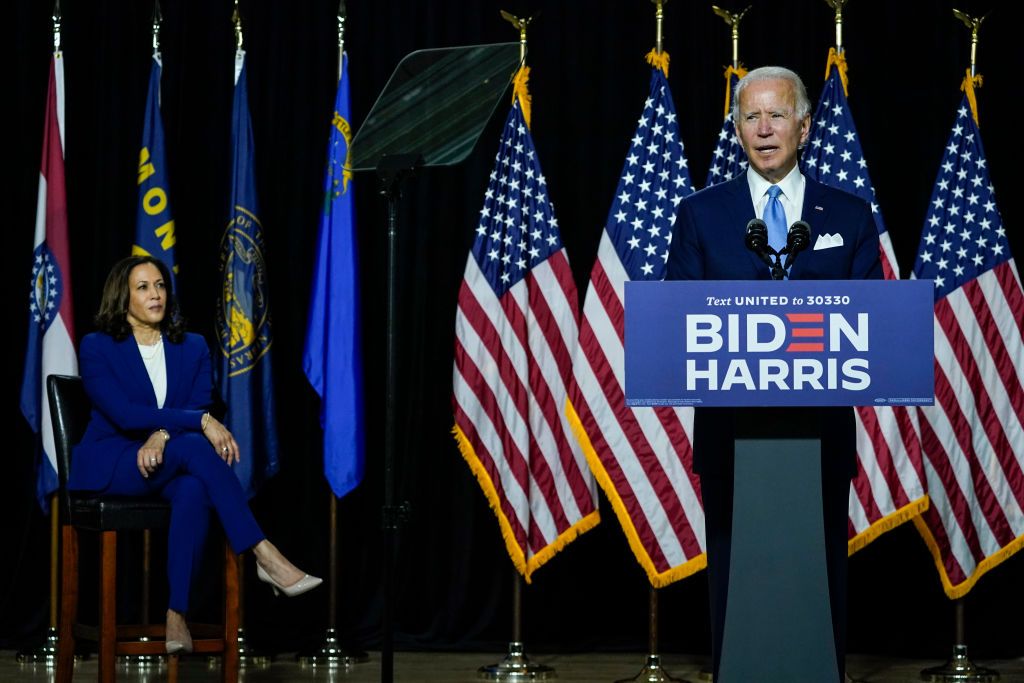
[4,650,1024,682]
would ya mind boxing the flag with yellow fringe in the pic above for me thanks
[799,48,929,555]
[566,51,704,587]
[452,67,599,581]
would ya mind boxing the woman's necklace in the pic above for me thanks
[136,332,163,361]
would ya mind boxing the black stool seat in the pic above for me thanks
[70,495,171,531]
[48,374,239,683]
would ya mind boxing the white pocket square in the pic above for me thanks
[813,233,844,250]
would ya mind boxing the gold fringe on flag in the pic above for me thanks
[512,66,532,129]
[723,64,748,118]
[846,496,930,556]
[825,47,849,97]
[913,513,1024,599]
[960,68,983,125]
[452,423,600,582]
[645,48,670,78]
[564,398,707,587]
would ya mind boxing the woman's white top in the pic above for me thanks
[137,336,167,409]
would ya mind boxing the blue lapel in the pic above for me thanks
[116,332,185,408]
[719,176,766,276]
[116,335,158,407]
[164,337,185,407]
[791,177,833,280]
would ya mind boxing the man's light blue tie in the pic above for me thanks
[765,184,788,254]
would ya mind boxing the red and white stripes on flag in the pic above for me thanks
[799,50,928,552]
[911,74,1024,598]
[20,52,78,508]
[566,54,706,587]
[452,71,599,581]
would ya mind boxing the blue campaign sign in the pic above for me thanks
[624,280,935,407]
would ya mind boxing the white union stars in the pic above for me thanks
[609,79,694,281]
[474,101,560,295]
[28,245,62,331]
[914,103,1008,293]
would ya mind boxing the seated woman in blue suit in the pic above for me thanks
[69,255,322,654]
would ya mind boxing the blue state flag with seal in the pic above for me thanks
[217,49,279,498]
[134,54,177,285]
[302,51,364,499]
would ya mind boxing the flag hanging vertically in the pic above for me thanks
[800,49,928,552]
[452,67,599,581]
[216,49,279,498]
[566,51,704,587]
[704,66,747,188]
[133,53,178,283]
[912,71,1024,598]
[20,52,77,510]
[303,51,364,499]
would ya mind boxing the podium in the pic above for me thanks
[624,279,934,682]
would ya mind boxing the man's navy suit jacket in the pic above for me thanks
[69,331,213,492]
[665,174,883,476]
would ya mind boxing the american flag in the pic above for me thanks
[912,82,1024,598]
[567,55,705,586]
[800,52,927,552]
[704,68,748,187]
[452,74,599,581]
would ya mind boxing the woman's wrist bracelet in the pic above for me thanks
[201,412,210,431]
[156,428,170,442]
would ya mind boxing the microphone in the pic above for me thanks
[783,220,811,270]
[744,218,769,254]
[745,218,784,279]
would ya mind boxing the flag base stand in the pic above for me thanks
[615,654,688,683]
[297,627,369,668]
[477,642,555,680]
[204,628,271,670]
[235,627,271,668]
[16,628,60,664]
[920,645,999,682]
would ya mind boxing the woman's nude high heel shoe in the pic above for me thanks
[256,564,322,597]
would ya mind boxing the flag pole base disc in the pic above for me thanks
[478,641,555,680]
[615,654,691,683]
[296,627,369,668]
[16,628,60,664]
[921,645,1000,682]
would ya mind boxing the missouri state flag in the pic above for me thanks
[20,51,78,510]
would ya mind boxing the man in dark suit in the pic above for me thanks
[665,66,882,681]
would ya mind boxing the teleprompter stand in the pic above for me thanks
[349,41,523,683]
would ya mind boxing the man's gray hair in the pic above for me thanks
[732,66,812,122]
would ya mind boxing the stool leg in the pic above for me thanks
[56,525,78,683]
[99,530,117,683]
[222,543,240,683]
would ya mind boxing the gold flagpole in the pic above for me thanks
[299,4,368,667]
[475,11,553,683]
[617,1,688,676]
[18,4,63,664]
[920,15,996,682]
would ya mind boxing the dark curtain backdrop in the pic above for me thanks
[4,0,1021,660]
